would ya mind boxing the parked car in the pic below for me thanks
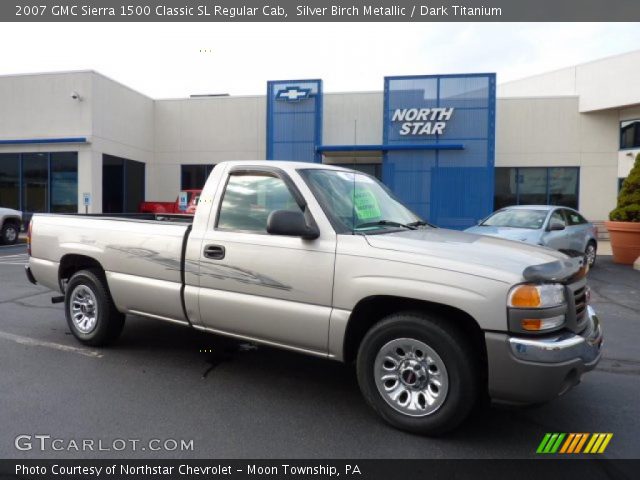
[25,162,602,435]
[466,205,598,267]
[139,189,201,215]
[0,207,22,245]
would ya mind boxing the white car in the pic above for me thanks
[0,207,22,245]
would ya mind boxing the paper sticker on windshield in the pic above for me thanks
[354,187,381,220]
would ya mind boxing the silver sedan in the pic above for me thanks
[465,205,598,267]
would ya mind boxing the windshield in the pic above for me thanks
[481,209,548,229]
[299,169,424,233]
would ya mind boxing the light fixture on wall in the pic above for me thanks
[70,91,82,101]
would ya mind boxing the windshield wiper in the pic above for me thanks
[407,220,433,228]
[355,220,417,230]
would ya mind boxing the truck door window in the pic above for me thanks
[217,173,301,233]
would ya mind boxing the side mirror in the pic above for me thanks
[549,221,565,231]
[267,210,319,240]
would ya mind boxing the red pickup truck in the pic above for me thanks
[138,189,201,215]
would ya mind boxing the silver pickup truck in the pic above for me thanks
[26,161,603,434]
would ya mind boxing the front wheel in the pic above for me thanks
[64,269,125,346]
[1,222,19,245]
[356,312,480,435]
[585,241,597,268]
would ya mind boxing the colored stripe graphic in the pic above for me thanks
[537,433,613,454]
[536,433,552,453]
[559,433,575,453]
[573,433,589,454]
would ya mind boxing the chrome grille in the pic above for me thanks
[574,286,587,322]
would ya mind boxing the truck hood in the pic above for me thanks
[0,207,22,218]
[364,228,568,282]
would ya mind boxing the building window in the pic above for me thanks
[51,152,79,213]
[102,154,145,214]
[0,154,20,210]
[618,177,627,192]
[0,152,78,215]
[494,167,579,210]
[620,119,640,149]
[181,164,215,190]
[22,153,49,213]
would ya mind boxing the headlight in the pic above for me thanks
[508,283,565,308]
[508,283,567,333]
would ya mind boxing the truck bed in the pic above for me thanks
[29,213,192,324]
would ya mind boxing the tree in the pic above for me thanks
[610,153,640,222]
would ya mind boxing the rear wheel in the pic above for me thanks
[1,222,19,245]
[64,269,125,346]
[585,241,597,268]
[356,312,480,435]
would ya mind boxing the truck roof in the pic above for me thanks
[217,160,353,172]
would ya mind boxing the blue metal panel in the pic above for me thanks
[0,137,87,145]
[266,79,322,163]
[316,143,464,153]
[383,74,496,230]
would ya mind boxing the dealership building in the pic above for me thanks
[1,49,639,230]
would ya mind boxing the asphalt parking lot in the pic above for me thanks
[0,243,638,459]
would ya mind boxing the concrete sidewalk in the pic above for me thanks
[597,240,612,256]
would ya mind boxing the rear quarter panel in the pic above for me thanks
[30,215,189,322]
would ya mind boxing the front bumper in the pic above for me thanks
[485,306,603,404]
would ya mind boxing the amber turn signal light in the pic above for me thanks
[509,285,541,308]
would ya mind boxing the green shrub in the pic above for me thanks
[610,153,640,222]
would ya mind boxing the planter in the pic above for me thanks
[605,221,640,265]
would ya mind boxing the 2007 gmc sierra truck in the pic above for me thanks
[25,161,603,434]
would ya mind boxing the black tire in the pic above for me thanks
[356,312,480,435]
[64,269,125,346]
[1,222,19,245]
[585,241,597,268]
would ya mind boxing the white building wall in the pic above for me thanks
[152,96,266,200]
[0,71,95,212]
[499,50,640,113]
[0,71,93,140]
[496,96,619,222]
[91,73,154,160]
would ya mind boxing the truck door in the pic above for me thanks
[195,166,336,354]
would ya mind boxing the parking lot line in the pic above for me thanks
[0,330,103,358]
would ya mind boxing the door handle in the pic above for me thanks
[203,244,225,260]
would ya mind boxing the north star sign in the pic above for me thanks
[392,107,454,135]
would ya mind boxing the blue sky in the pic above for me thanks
[1,22,638,97]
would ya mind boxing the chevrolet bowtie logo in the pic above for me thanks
[276,86,311,102]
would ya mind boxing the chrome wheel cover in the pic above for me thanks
[4,226,17,243]
[585,244,596,266]
[374,338,449,417]
[70,285,99,334]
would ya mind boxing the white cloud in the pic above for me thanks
[0,22,638,97]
